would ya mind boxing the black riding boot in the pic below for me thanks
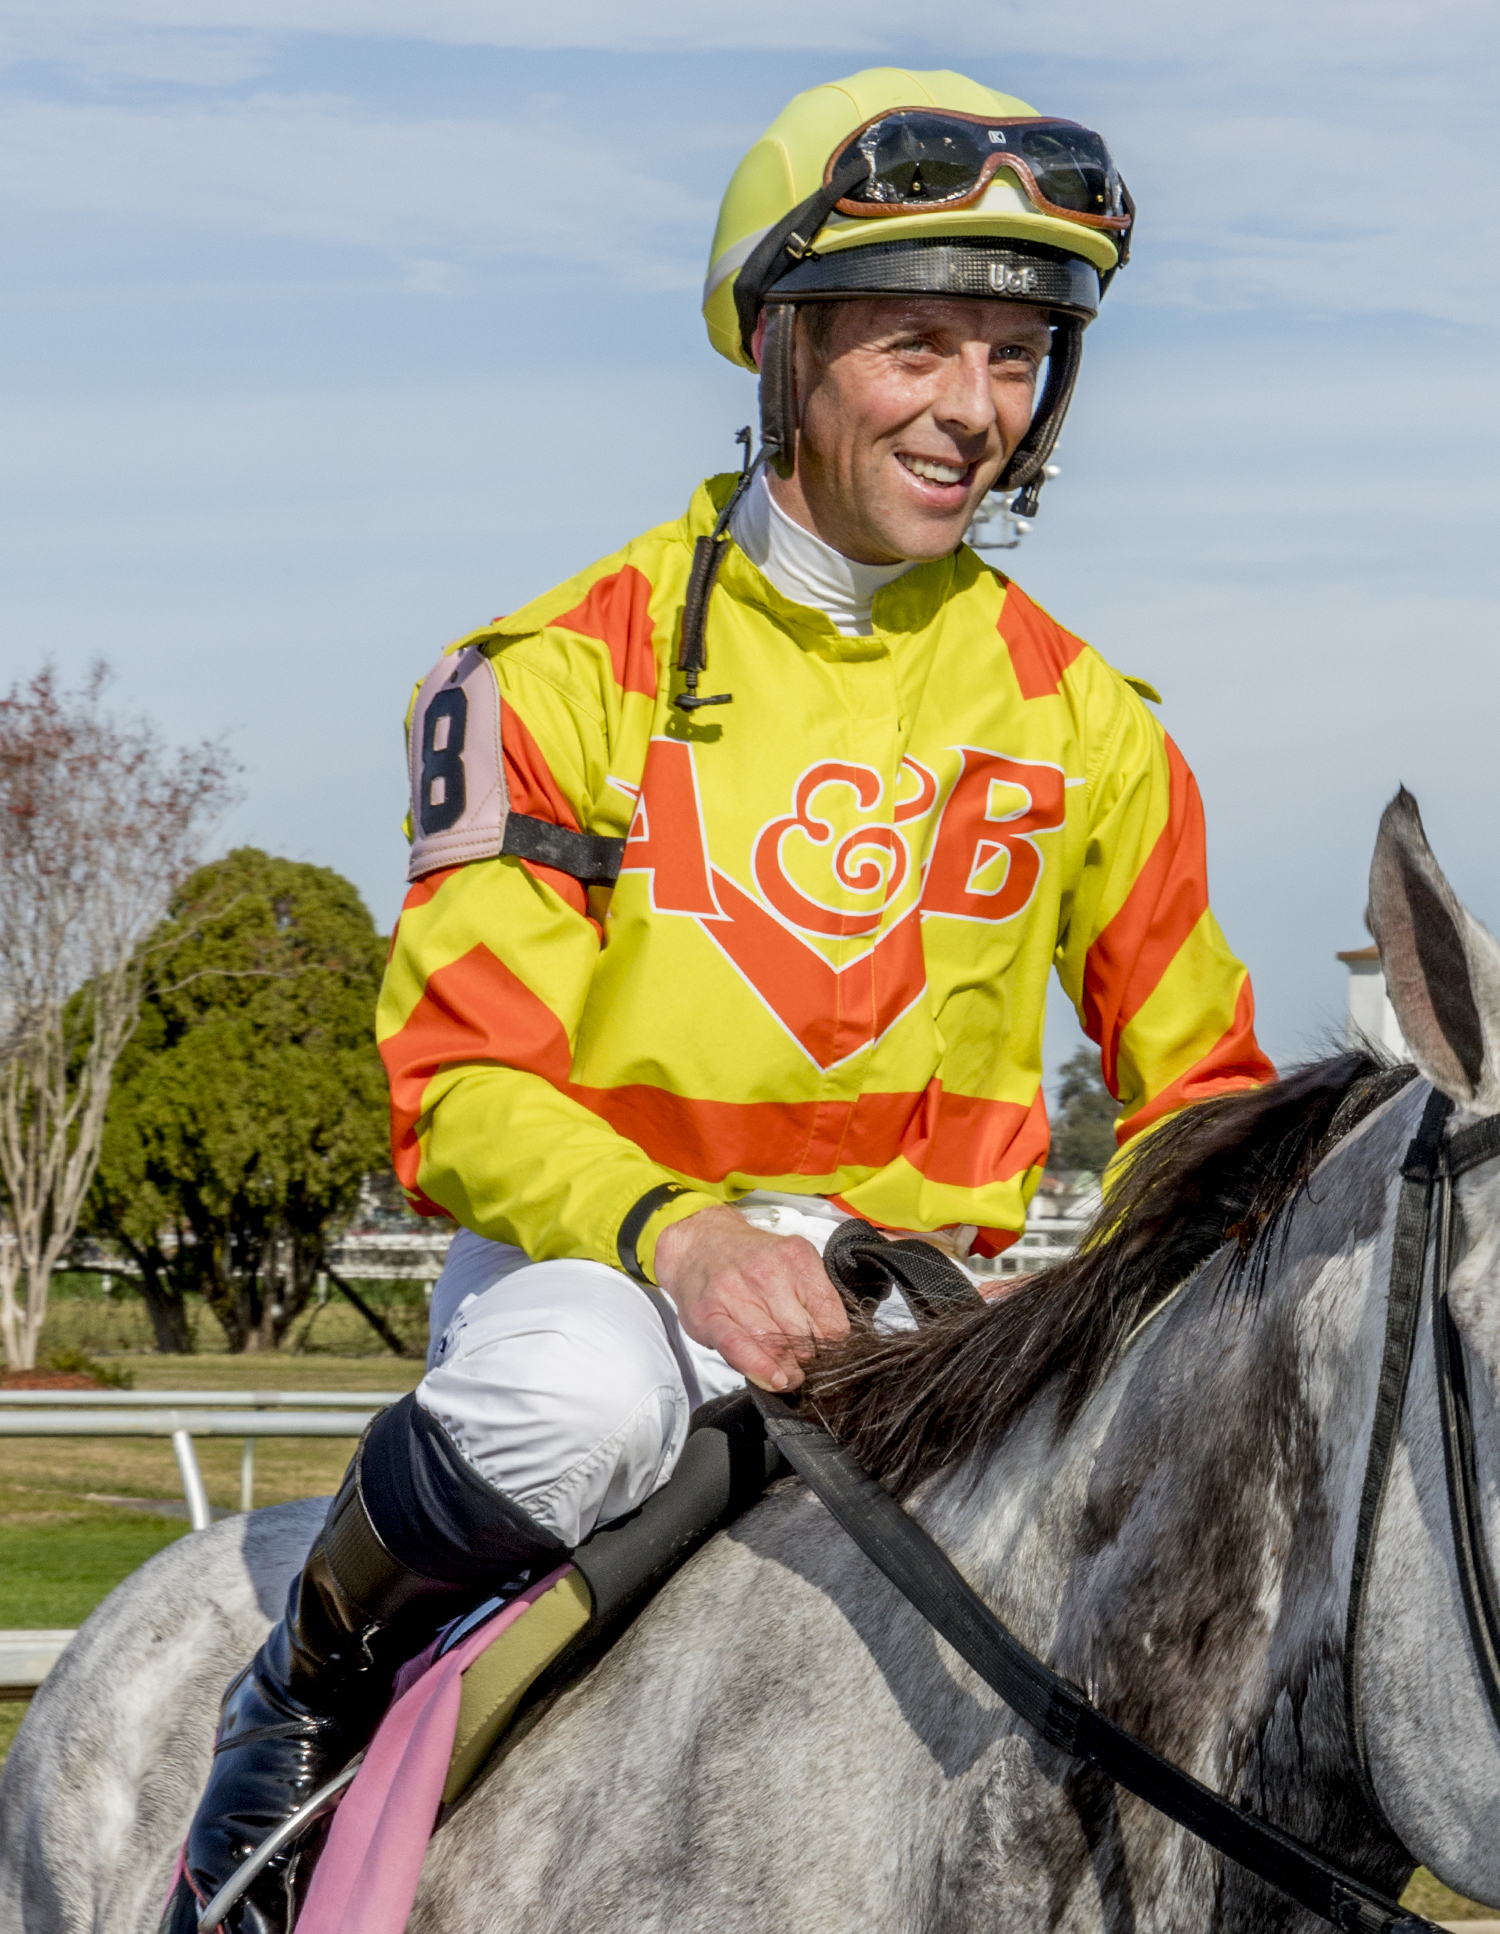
[160,1395,568,1934]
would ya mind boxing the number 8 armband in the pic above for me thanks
[405,646,625,889]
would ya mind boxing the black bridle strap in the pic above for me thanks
[1432,1119,1500,1740]
[754,1393,1438,1934]
[1446,1112,1500,1178]
[1344,1087,1453,1804]
[1345,1096,1500,1810]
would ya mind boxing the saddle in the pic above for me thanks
[443,1381,785,1801]
[199,1223,979,1934]
[251,1389,781,1934]
[215,1152,1489,1934]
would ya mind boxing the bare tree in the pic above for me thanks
[0,665,235,1369]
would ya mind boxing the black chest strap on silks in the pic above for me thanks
[753,1387,1439,1934]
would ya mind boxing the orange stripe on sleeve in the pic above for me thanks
[380,944,572,1190]
[554,565,659,699]
[1114,976,1274,1145]
[396,867,456,920]
[1082,735,1208,1094]
[388,866,459,964]
[501,703,581,830]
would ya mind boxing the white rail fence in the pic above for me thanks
[0,1390,408,1696]
[0,1632,76,1701]
[77,1229,453,1290]
[0,1390,405,1527]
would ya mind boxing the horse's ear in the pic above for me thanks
[1368,788,1500,1110]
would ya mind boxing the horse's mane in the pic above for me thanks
[802,1050,1414,1496]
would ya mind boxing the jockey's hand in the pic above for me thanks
[653,1204,849,1392]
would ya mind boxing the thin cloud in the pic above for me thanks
[0,94,712,269]
[0,0,1495,62]
[0,83,1492,325]
[0,0,1492,323]
[1110,103,1500,324]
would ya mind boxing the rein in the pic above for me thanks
[785,1086,1500,1933]
[755,1390,1435,1934]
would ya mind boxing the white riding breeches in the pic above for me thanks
[415,1195,917,1550]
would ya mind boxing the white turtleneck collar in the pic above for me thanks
[729,466,916,637]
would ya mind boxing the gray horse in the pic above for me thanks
[4,788,1500,1933]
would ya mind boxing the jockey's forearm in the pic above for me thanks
[411,1062,717,1281]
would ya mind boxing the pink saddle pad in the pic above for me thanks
[292,1566,575,1934]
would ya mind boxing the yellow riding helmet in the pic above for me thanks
[701,67,1134,510]
[704,68,1126,368]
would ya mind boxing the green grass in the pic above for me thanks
[0,1702,25,1763]
[0,1344,420,1773]
[0,1515,185,1627]
[0,1514,188,1773]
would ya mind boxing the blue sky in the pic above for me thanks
[0,0,1495,1075]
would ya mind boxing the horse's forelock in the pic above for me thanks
[803,1051,1409,1495]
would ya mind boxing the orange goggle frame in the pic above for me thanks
[824,109,1133,240]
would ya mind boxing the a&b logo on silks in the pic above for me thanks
[619,740,1067,1068]
[750,759,934,938]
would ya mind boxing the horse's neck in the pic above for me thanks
[921,1089,1422,1906]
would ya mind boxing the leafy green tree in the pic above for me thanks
[83,849,390,1352]
[1049,1046,1120,1174]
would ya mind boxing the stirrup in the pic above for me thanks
[194,1758,362,1934]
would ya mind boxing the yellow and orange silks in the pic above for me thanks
[377,475,1274,1284]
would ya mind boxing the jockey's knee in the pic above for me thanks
[415,1259,690,1548]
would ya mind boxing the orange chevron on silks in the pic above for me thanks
[377,474,1275,1280]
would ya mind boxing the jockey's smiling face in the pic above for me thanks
[753,295,1054,568]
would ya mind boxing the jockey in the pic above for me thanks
[165,67,1274,1933]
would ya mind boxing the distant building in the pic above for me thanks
[989,1169,1102,1278]
[1337,944,1409,1060]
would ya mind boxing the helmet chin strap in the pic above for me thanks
[733,150,874,360]
[674,427,758,714]
[999,314,1083,517]
[758,305,799,480]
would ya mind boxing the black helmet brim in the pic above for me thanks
[763,236,1100,323]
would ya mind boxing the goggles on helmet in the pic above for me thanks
[826,110,1131,240]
